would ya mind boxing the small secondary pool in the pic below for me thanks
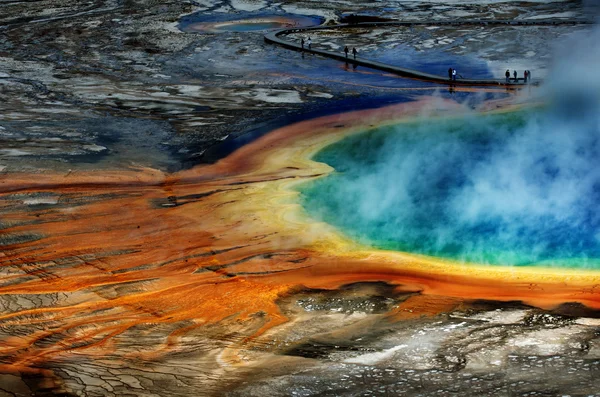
[179,12,323,33]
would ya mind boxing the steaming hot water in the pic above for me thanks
[299,108,600,267]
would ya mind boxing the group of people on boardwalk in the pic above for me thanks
[299,38,532,86]
[449,66,532,84]
[300,37,358,60]
[344,46,358,59]
[300,37,312,50]
[505,69,532,84]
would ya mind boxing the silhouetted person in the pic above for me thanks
[452,69,457,81]
[523,70,528,83]
[513,70,518,82]
[352,47,357,59]
[301,38,305,50]
[344,46,349,58]
[505,69,510,83]
[307,37,312,50]
[448,67,453,80]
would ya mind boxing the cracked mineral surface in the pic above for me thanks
[1,0,600,396]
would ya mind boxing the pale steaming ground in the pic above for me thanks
[229,297,600,396]
[300,27,600,267]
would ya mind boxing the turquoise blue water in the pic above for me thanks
[299,110,600,268]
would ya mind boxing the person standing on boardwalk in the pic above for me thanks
[301,38,305,50]
[505,69,510,83]
[448,67,453,80]
[344,46,349,58]
[352,47,357,59]
[452,68,457,81]
[513,70,518,82]
[523,70,528,83]
[307,37,312,50]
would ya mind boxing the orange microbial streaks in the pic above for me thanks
[1,97,600,379]
[387,294,466,321]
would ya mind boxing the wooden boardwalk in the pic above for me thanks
[264,19,593,87]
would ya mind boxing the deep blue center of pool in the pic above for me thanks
[299,109,600,267]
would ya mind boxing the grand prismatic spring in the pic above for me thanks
[2,1,600,396]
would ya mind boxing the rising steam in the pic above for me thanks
[301,24,600,267]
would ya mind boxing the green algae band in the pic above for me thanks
[299,110,600,268]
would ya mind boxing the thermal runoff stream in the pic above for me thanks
[300,106,600,267]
